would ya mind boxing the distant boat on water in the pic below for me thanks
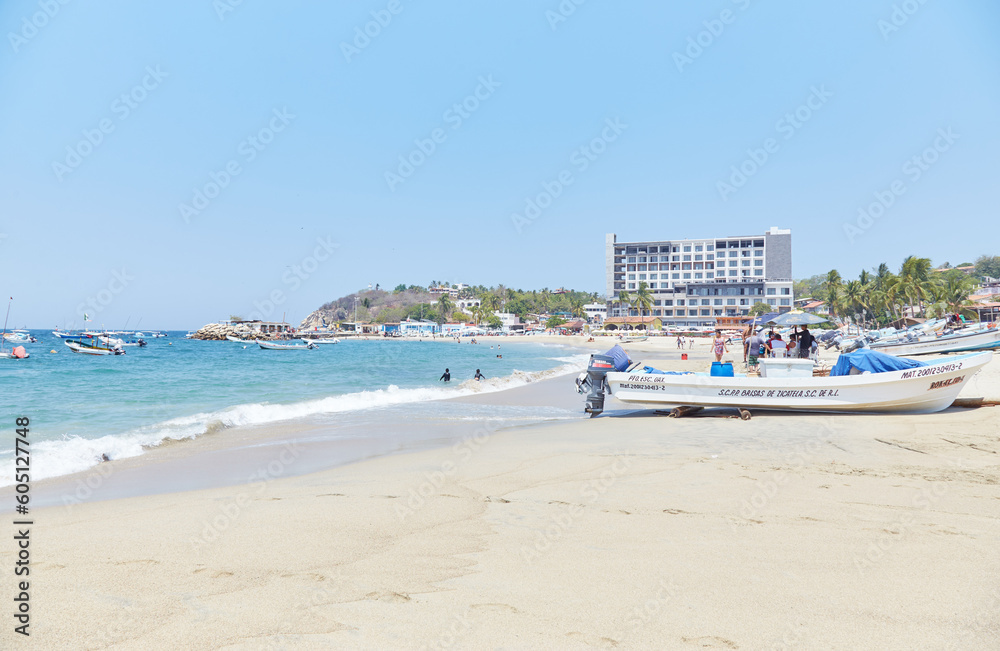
[259,341,316,350]
[1,300,30,359]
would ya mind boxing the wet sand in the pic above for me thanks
[1,344,998,649]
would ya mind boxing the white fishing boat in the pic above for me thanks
[301,337,340,344]
[65,339,126,356]
[226,335,256,343]
[259,340,316,350]
[576,345,991,417]
[1,301,30,359]
[868,326,1000,356]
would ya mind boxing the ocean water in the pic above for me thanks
[0,332,588,485]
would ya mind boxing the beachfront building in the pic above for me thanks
[399,319,439,336]
[583,302,607,324]
[603,316,663,331]
[228,319,295,335]
[605,228,794,328]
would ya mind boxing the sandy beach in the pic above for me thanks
[3,338,999,649]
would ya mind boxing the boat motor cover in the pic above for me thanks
[603,345,631,372]
[830,348,928,377]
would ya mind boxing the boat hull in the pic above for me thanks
[65,341,123,356]
[606,352,991,414]
[869,328,1000,356]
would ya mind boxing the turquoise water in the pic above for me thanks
[0,332,585,484]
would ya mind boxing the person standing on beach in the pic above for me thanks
[747,329,764,370]
[797,326,815,359]
[440,368,451,382]
[677,335,683,349]
[713,329,728,362]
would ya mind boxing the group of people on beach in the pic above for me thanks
[708,326,817,367]
[741,326,817,368]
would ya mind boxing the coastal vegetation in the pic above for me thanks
[300,284,599,330]
[797,255,994,328]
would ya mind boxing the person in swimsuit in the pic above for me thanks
[474,369,485,381]
[440,368,451,382]
[713,329,728,362]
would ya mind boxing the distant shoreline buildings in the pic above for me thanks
[605,228,794,327]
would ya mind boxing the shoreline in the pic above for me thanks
[5,356,999,648]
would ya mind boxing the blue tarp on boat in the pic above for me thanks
[603,345,631,372]
[830,348,928,377]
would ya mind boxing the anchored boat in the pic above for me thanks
[868,325,1000,356]
[576,345,991,417]
[258,340,316,350]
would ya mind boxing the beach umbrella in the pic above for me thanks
[765,310,829,327]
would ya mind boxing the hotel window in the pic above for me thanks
[638,274,646,280]
[654,300,661,306]
[742,260,750,267]
[740,299,747,305]
[729,260,738,267]
[660,264,670,271]
[714,298,723,305]
[683,255,691,261]
[627,257,635,263]
[701,299,710,306]
[649,256,658,262]
[628,283,635,289]
[695,245,703,252]
[755,249,763,256]
[713,309,722,316]
[672,246,679,253]
[754,269,763,276]
[695,254,703,261]
[683,246,691,252]
[676,309,685,316]
[638,264,646,271]
[727,299,736,305]
[753,299,761,304]
[705,272,713,278]
[727,251,736,257]
[657,282,667,288]
[707,244,714,251]
[677,299,685,306]
[767,288,776,295]
[694,273,702,279]
[653,309,661,316]
[754,259,763,266]
[706,263,714,270]
[701,309,710,316]
[692,262,702,270]
[649,274,657,280]
[683,273,691,279]
[729,270,737,276]
[663,310,673,316]
[706,254,714,260]
[639,256,646,263]
[663,300,673,306]
[671,264,679,271]
[780,298,791,306]
[627,265,636,272]
[682,263,691,270]
[672,273,680,279]
[782,288,790,295]
[742,250,750,257]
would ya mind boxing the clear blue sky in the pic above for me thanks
[2,1,998,329]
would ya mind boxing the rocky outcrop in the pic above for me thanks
[190,323,272,341]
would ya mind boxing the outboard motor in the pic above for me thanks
[577,345,630,417]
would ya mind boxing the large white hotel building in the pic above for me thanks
[606,228,794,326]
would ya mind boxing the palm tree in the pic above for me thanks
[898,256,934,317]
[928,270,977,319]
[570,298,585,319]
[843,280,866,327]
[436,294,453,323]
[824,270,843,321]
[634,282,654,318]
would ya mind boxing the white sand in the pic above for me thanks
[2,343,998,649]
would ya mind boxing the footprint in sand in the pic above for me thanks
[681,635,738,648]
[365,591,411,603]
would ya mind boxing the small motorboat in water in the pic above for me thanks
[259,341,316,350]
